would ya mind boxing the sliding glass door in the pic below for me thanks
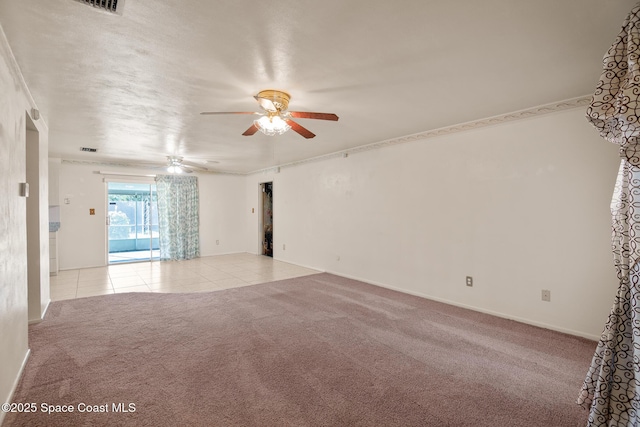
[107,182,159,263]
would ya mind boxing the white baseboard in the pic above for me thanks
[0,349,31,426]
[42,299,50,319]
[325,269,600,342]
[29,299,51,325]
[199,251,245,258]
[275,258,325,273]
[56,253,600,341]
[62,253,251,270]
[59,263,105,271]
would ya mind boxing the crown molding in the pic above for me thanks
[61,96,591,177]
[249,95,591,175]
[59,159,243,175]
[352,96,590,151]
[0,23,46,129]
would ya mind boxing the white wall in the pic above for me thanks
[48,158,60,205]
[57,163,247,269]
[0,25,49,424]
[198,173,247,256]
[58,163,110,269]
[245,108,620,339]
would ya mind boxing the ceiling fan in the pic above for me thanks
[122,156,216,174]
[165,156,207,174]
[200,89,339,139]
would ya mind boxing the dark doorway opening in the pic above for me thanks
[261,182,273,257]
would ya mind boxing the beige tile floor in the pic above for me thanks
[50,253,321,301]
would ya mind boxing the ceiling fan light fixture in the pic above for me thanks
[254,115,291,136]
[201,89,336,139]
[167,156,185,173]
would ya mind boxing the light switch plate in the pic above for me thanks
[19,182,29,197]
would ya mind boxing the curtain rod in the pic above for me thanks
[95,171,157,177]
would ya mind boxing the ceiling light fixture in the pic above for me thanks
[201,89,338,139]
[254,114,291,136]
[167,156,184,173]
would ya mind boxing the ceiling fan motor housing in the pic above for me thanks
[257,89,291,112]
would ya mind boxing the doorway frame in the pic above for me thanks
[258,181,273,257]
[105,179,159,264]
[25,112,50,324]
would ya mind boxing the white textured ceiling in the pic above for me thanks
[0,1,635,173]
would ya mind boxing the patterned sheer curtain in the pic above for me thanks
[578,3,640,426]
[155,175,200,261]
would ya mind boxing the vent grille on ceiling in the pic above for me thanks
[73,0,125,15]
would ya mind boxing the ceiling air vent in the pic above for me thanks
[73,0,125,15]
[80,147,98,152]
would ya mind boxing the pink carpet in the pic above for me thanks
[3,273,594,426]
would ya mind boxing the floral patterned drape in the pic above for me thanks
[578,3,640,425]
[155,174,200,261]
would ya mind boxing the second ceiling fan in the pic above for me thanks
[200,89,338,139]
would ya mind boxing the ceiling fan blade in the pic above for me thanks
[288,111,339,121]
[254,96,278,112]
[285,119,316,139]
[180,162,210,171]
[242,123,260,136]
[181,160,217,168]
[200,111,259,115]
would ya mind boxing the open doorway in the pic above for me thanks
[261,182,273,257]
[26,113,47,323]
[107,182,159,263]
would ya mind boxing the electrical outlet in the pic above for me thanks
[336,255,340,261]
[541,290,551,302]
[466,276,473,287]
[216,240,219,245]
[282,244,285,250]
